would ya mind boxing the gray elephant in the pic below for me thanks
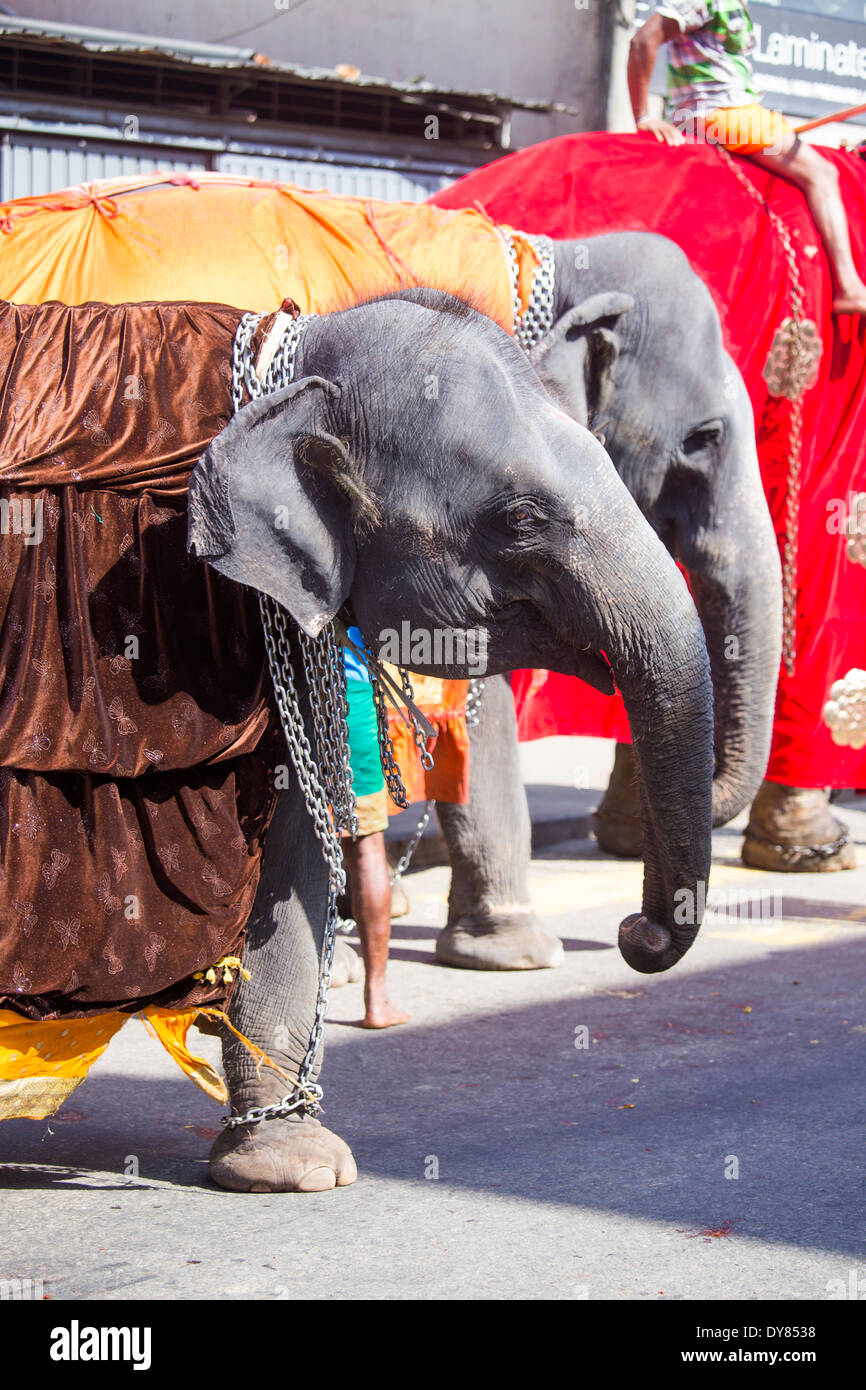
[433,231,783,971]
[187,287,714,1191]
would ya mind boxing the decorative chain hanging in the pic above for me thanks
[389,802,433,886]
[505,232,557,354]
[224,303,436,1129]
[361,634,432,881]
[225,306,352,1127]
[717,149,823,677]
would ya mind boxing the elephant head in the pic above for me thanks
[188,289,714,973]
[531,232,782,828]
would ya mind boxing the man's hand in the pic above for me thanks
[637,117,686,145]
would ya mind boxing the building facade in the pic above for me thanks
[0,2,614,202]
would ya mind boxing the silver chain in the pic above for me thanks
[506,233,556,354]
[369,661,414,809]
[390,801,433,885]
[298,627,359,839]
[224,308,356,1129]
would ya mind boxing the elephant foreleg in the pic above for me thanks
[209,780,357,1192]
[435,672,563,970]
[592,741,643,858]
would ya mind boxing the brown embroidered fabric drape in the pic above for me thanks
[0,300,281,1021]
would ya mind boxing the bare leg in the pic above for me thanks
[749,135,866,315]
[343,831,409,1029]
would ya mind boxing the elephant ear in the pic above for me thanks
[529,291,634,427]
[187,375,359,638]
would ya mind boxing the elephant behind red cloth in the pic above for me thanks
[431,134,866,788]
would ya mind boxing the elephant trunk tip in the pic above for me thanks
[711,772,759,830]
[618,912,689,974]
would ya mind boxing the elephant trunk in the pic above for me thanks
[678,480,783,829]
[564,480,714,974]
[613,611,713,974]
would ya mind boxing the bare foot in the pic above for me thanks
[832,289,866,315]
[362,995,410,1029]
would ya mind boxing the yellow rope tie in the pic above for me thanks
[193,955,251,986]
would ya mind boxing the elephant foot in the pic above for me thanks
[593,742,643,858]
[436,916,564,971]
[593,808,643,858]
[742,781,857,873]
[209,1113,358,1193]
[330,937,363,988]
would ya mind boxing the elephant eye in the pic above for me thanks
[682,420,724,457]
[502,498,548,532]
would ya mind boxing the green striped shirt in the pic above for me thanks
[656,0,760,117]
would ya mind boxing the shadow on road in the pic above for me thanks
[2,934,865,1260]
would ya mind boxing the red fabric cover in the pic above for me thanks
[431,134,866,786]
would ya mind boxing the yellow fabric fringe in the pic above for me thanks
[0,967,285,1120]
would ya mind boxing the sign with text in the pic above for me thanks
[751,3,866,120]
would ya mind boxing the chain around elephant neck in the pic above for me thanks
[506,233,556,353]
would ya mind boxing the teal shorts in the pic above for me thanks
[345,678,386,799]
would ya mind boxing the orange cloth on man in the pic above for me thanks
[704,103,791,154]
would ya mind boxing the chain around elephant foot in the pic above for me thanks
[211,1058,357,1193]
[214,1016,357,1193]
[436,907,564,971]
[742,780,857,873]
[210,1111,357,1193]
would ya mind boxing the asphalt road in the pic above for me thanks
[2,737,865,1301]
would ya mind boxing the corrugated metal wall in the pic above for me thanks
[0,133,453,203]
[0,135,208,201]
[217,151,452,202]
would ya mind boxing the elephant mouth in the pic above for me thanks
[568,647,615,694]
[492,599,615,694]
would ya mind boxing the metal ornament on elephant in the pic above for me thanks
[823,668,866,749]
[762,316,822,401]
